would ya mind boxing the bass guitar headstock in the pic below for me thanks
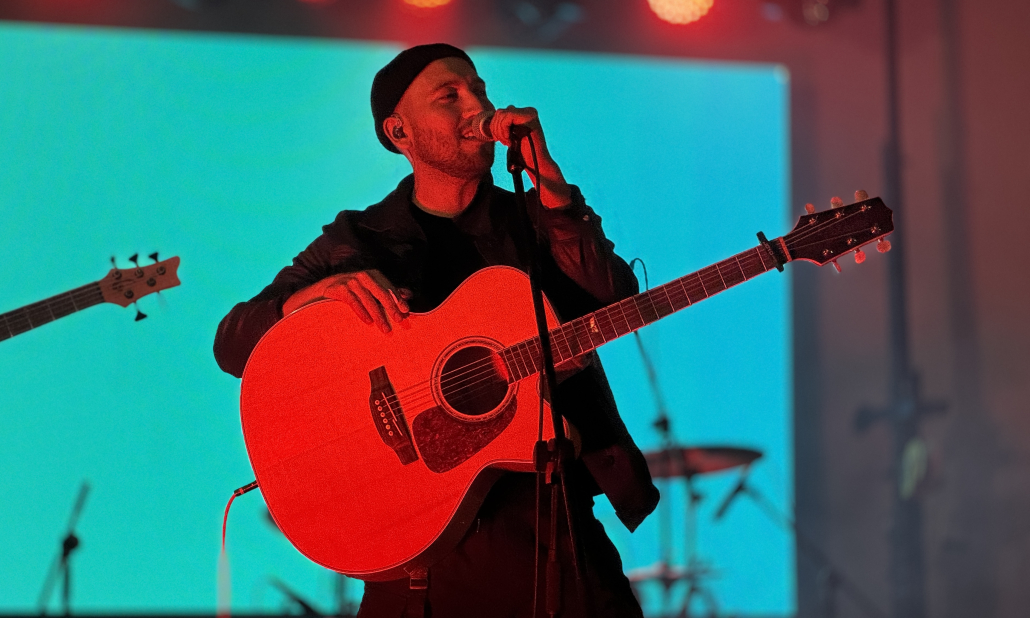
[99,253,181,319]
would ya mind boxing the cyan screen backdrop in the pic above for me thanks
[0,23,792,616]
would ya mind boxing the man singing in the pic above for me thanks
[214,44,658,618]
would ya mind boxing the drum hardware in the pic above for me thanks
[631,443,762,618]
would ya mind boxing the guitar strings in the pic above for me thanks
[388,201,890,408]
[389,246,774,401]
[387,208,885,409]
[380,249,776,412]
[381,208,888,413]
[390,247,772,399]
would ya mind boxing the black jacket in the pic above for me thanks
[214,174,659,531]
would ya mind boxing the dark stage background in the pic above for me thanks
[2,1,1029,617]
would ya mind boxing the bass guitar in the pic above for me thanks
[240,196,893,580]
[0,254,181,342]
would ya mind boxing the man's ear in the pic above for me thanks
[383,115,409,151]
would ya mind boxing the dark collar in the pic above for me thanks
[356,173,499,241]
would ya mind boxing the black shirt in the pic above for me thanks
[408,201,486,310]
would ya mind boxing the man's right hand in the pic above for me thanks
[283,270,411,333]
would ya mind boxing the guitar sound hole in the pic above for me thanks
[440,345,509,418]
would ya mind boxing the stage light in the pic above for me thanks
[647,0,714,24]
[403,0,453,7]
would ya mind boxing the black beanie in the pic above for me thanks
[371,43,476,153]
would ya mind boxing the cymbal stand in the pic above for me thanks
[716,477,887,618]
[677,474,718,618]
[634,332,717,618]
[636,331,677,614]
[38,481,90,616]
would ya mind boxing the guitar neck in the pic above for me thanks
[0,282,105,341]
[500,241,785,381]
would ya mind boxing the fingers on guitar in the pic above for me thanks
[360,271,409,323]
[325,271,408,332]
[345,277,393,333]
[336,285,375,327]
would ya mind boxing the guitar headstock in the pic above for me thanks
[783,193,893,267]
[99,255,181,308]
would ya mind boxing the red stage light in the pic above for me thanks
[403,0,452,7]
[647,0,714,24]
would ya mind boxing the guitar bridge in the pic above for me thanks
[368,366,419,465]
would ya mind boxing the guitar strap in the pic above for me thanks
[405,566,429,618]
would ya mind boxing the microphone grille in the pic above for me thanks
[472,110,494,141]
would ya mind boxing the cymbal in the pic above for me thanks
[625,560,716,584]
[643,446,762,478]
[626,561,687,584]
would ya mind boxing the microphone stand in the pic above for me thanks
[505,127,584,617]
[38,481,90,616]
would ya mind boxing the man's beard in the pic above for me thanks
[410,124,495,179]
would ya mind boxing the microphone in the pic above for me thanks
[464,110,533,142]
[464,110,496,141]
[714,476,748,521]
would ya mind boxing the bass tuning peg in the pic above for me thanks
[129,253,140,267]
[855,189,869,201]
[805,203,816,214]
[830,196,844,209]
[854,248,866,264]
[877,238,892,253]
[135,305,148,321]
[149,252,159,263]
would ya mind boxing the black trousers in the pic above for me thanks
[357,471,643,618]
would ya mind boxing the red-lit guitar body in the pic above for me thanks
[241,266,560,581]
[239,196,894,581]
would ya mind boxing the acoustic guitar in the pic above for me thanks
[0,254,181,342]
[240,197,893,580]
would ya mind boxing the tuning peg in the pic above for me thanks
[877,238,892,253]
[135,305,148,321]
[149,252,159,263]
[832,260,842,273]
[110,256,117,267]
[854,248,866,264]
[805,203,816,214]
[830,196,844,209]
[855,189,869,201]
[129,253,140,267]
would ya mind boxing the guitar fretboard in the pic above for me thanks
[499,242,781,381]
[0,283,104,341]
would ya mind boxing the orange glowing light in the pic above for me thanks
[647,0,714,24]
[403,0,452,7]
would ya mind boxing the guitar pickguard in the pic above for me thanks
[412,397,518,473]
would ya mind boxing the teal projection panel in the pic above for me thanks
[0,22,792,616]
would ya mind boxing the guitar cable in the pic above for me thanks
[218,480,259,618]
[222,480,259,551]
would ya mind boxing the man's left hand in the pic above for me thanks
[487,106,573,209]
